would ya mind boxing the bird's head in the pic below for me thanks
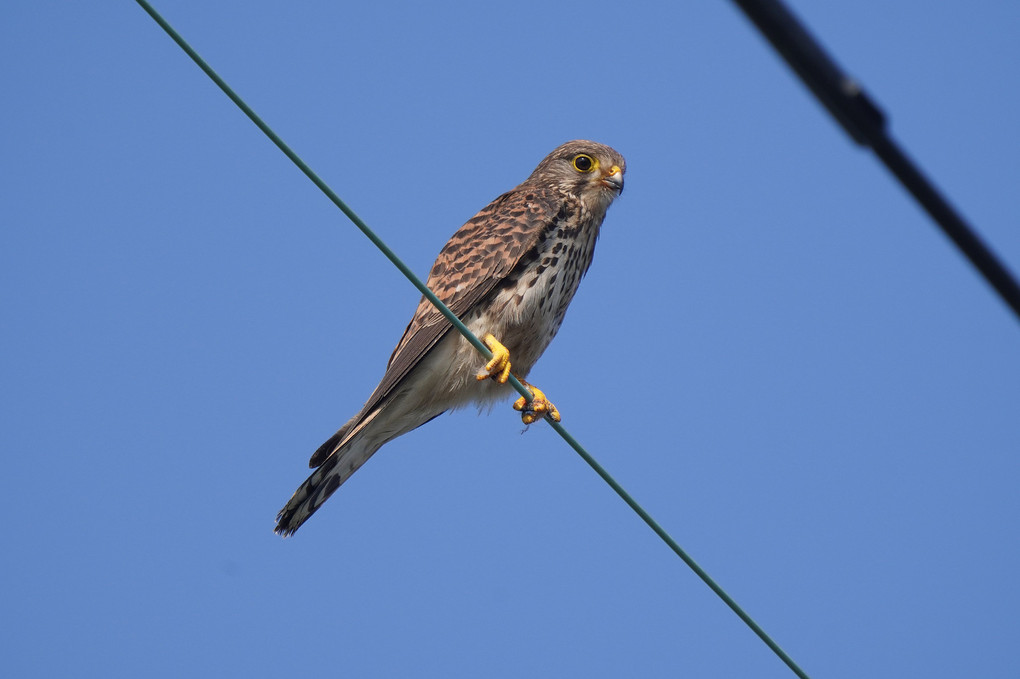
[529,140,626,213]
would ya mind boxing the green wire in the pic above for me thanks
[133,2,811,677]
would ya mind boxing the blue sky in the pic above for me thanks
[3,1,1018,677]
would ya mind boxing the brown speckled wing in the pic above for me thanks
[388,186,565,396]
[307,186,564,467]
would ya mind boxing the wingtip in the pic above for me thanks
[308,426,348,468]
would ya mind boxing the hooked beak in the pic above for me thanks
[601,165,624,194]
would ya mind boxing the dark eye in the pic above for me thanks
[572,154,595,173]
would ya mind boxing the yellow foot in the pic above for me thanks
[514,382,561,425]
[476,333,512,384]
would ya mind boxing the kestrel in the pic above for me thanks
[275,140,625,535]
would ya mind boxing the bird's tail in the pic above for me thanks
[274,435,380,537]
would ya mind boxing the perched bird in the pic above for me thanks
[275,140,626,536]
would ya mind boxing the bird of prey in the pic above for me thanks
[275,140,625,536]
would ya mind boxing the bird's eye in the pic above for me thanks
[572,154,596,173]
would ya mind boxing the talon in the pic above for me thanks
[476,333,512,384]
[513,382,561,425]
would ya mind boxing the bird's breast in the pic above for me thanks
[473,218,600,374]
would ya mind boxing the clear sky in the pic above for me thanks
[3,2,1018,677]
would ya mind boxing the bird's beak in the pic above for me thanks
[601,165,624,194]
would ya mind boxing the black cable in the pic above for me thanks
[731,0,1020,322]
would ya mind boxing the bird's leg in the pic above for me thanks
[513,381,561,425]
[474,334,561,424]
[476,333,512,384]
